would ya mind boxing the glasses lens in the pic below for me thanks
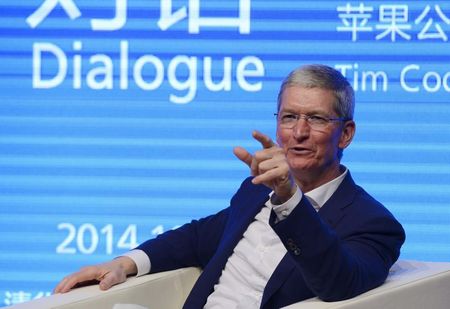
[307,116,329,129]
[279,113,297,128]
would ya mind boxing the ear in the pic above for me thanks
[338,120,355,150]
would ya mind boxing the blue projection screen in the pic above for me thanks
[1,0,450,306]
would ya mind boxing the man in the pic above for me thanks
[54,64,405,308]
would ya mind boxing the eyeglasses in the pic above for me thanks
[274,112,349,130]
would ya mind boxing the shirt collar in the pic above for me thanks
[304,168,348,211]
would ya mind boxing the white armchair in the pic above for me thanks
[9,260,450,309]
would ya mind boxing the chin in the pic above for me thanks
[288,160,316,173]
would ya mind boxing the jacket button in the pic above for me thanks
[286,238,300,255]
[286,238,296,250]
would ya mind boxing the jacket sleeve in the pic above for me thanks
[134,177,259,274]
[135,206,230,274]
[270,189,405,301]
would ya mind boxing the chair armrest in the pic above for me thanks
[10,267,201,309]
[283,260,450,309]
[10,260,450,309]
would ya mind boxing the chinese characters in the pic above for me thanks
[337,3,450,41]
[4,291,51,306]
[27,0,251,34]
[26,0,262,104]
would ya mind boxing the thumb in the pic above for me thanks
[98,272,122,291]
[233,146,253,168]
[99,275,113,290]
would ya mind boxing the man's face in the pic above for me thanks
[276,86,355,181]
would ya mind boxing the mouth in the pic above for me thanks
[288,146,313,155]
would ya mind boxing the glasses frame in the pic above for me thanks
[274,112,350,130]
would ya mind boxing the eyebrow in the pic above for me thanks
[280,108,330,116]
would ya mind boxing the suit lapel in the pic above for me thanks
[318,172,357,228]
[217,181,271,253]
[184,180,271,308]
[261,254,295,306]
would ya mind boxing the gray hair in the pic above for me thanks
[277,64,355,120]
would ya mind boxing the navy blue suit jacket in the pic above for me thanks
[137,172,405,308]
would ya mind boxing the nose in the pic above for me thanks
[292,117,310,139]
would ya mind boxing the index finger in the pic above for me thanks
[252,130,275,149]
[54,268,102,293]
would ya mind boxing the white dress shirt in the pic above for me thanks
[123,169,348,308]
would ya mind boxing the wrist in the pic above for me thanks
[271,186,298,205]
[115,256,137,276]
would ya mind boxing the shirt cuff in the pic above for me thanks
[121,249,151,277]
[269,186,302,222]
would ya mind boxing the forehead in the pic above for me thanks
[280,86,336,113]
